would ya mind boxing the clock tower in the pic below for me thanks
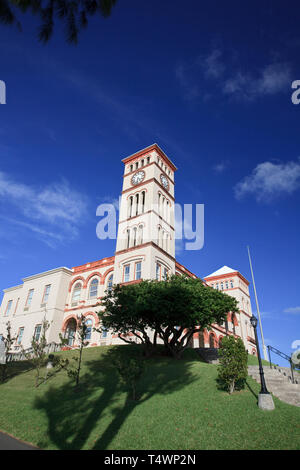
[113,143,177,285]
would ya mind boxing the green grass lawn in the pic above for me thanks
[0,345,299,450]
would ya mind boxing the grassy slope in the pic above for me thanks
[0,346,299,450]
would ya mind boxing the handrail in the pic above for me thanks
[7,342,61,362]
[267,345,295,384]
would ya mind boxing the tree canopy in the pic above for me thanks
[98,275,239,359]
[0,0,118,43]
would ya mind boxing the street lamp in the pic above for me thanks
[250,315,275,410]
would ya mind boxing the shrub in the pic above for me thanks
[217,336,248,394]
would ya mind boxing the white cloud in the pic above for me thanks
[213,162,227,173]
[234,158,300,202]
[223,63,291,101]
[284,307,300,314]
[0,171,89,246]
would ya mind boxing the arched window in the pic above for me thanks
[107,274,113,292]
[85,319,93,340]
[72,283,81,305]
[126,229,130,249]
[89,278,99,299]
[138,224,143,245]
[209,333,216,348]
[199,331,205,348]
[135,193,139,216]
[141,191,145,213]
[232,314,237,335]
[129,196,133,218]
[65,318,77,346]
[133,227,137,246]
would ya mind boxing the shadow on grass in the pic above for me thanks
[245,380,259,400]
[0,360,33,384]
[33,345,199,450]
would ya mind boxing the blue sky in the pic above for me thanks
[0,0,299,365]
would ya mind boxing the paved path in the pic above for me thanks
[0,431,38,450]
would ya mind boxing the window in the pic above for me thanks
[34,324,42,342]
[133,227,137,246]
[141,159,144,167]
[43,285,51,303]
[26,289,34,307]
[230,280,234,288]
[89,278,99,299]
[135,162,138,169]
[72,283,81,304]
[130,164,133,172]
[85,319,93,340]
[141,191,145,213]
[14,298,19,314]
[163,267,169,280]
[127,229,130,249]
[17,327,24,345]
[5,300,12,316]
[147,156,150,164]
[101,327,108,338]
[124,265,130,283]
[221,282,224,290]
[107,274,113,291]
[156,263,161,280]
[129,196,133,218]
[138,224,144,245]
[225,281,229,290]
[135,262,142,280]
[216,283,219,290]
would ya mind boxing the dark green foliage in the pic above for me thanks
[0,0,118,43]
[217,336,248,394]
[98,275,239,359]
[0,321,17,383]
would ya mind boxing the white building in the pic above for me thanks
[0,144,257,355]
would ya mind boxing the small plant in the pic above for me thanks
[217,336,248,394]
[0,322,17,383]
[111,349,145,401]
[23,318,51,387]
[65,314,88,387]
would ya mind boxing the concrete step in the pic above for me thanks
[248,365,300,407]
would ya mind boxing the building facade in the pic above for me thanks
[0,144,257,355]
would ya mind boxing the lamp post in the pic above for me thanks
[250,315,275,410]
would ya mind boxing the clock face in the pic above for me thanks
[131,171,145,185]
[160,174,169,190]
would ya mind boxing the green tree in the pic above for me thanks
[217,336,248,394]
[98,275,239,359]
[0,321,17,383]
[0,0,118,43]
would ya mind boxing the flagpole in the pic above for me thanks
[247,246,268,361]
